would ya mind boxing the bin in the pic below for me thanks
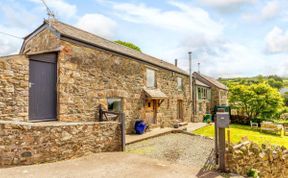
[203,114,212,123]
[134,120,146,134]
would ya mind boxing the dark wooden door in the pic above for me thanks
[29,53,57,121]
[177,100,184,121]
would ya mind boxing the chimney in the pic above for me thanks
[175,59,178,67]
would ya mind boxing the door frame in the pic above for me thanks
[28,53,58,122]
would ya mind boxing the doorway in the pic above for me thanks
[145,99,157,125]
[29,53,57,121]
[177,100,184,121]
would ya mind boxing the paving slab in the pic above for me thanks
[126,122,207,144]
[0,152,224,178]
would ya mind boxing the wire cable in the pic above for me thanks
[0,31,23,39]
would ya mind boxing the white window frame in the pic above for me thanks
[177,77,183,91]
[146,68,156,88]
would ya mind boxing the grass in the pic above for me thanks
[193,124,288,148]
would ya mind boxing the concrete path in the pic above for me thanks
[186,122,208,132]
[0,152,224,178]
[126,122,207,144]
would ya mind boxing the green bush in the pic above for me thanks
[247,168,259,178]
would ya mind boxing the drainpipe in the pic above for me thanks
[188,52,192,99]
[188,52,193,121]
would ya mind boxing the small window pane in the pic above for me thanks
[198,88,201,99]
[107,98,122,112]
[147,69,156,88]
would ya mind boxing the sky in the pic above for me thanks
[1,0,288,78]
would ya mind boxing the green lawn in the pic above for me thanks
[193,124,288,148]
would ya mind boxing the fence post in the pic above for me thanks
[218,127,226,172]
[120,112,126,151]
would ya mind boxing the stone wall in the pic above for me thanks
[0,120,121,167]
[210,87,228,112]
[22,28,61,54]
[57,40,192,132]
[226,141,288,178]
[0,55,29,121]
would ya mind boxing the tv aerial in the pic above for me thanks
[40,0,55,20]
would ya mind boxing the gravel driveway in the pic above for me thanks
[126,133,215,168]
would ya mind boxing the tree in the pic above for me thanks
[268,75,283,82]
[229,83,284,119]
[267,78,284,90]
[114,40,142,52]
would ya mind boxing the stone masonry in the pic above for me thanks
[57,41,191,132]
[0,55,29,121]
[0,120,121,167]
[226,141,288,178]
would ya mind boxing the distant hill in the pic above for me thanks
[218,75,288,90]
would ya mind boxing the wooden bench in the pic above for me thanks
[283,123,288,136]
[260,121,282,136]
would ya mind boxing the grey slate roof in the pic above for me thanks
[195,79,210,88]
[35,20,188,76]
[193,72,228,90]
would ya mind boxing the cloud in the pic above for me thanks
[0,25,26,56]
[200,0,255,7]
[242,1,280,21]
[161,38,288,78]
[261,1,279,19]
[0,3,37,28]
[28,0,77,18]
[265,26,288,53]
[76,13,117,39]
[111,1,223,39]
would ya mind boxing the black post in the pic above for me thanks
[99,105,103,122]
[120,112,126,151]
[214,116,218,165]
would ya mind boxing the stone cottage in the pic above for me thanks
[0,19,193,166]
[192,72,228,122]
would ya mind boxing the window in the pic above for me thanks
[198,88,201,99]
[197,87,209,100]
[177,77,183,91]
[199,103,202,112]
[107,98,122,112]
[146,68,156,88]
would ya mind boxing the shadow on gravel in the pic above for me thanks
[196,149,219,178]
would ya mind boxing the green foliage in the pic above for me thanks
[283,92,288,106]
[247,169,259,178]
[267,78,284,90]
[114,40,142,52]
[219,75,285,90]
[229,83,284,120]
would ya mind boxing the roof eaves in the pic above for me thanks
[195,73,228,90]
